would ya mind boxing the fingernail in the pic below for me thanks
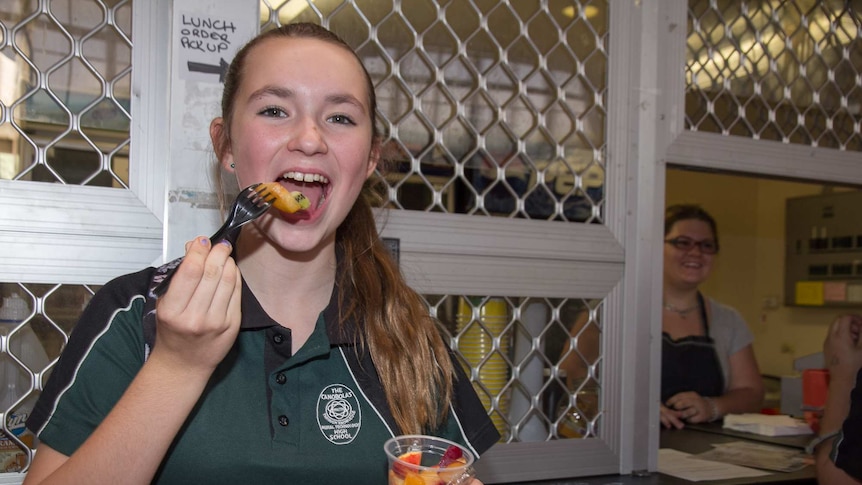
[199,237,210,246]
[219,239,232,248]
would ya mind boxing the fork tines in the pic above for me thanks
[248,183,276,207]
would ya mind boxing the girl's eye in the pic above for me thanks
[260,106,286,117]
[328,114,355,125]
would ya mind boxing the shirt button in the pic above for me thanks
[276,373,287,385]
[278,415,289,427]
[273,333,284,344]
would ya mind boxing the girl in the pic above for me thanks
[24,23,498,484]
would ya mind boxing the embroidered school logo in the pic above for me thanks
[317,383,361,445]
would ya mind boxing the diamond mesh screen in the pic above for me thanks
[0,283,97,471]
[262,0,609,222]
[686,0,862,150]
[0,0,132,186]
[429,295,602,443]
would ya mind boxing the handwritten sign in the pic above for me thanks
[165,0,258,260]
[180,15,236,54]
[174,9,256,83]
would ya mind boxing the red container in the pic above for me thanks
[802,368,830,434]
[802,368,830,409]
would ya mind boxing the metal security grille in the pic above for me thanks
[0,283,96,471]
[686,0,862,150]
[0,0,132,186]
[263,0,609,222]
[429,295,602,443]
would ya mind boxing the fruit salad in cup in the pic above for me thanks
[384,435,475,485]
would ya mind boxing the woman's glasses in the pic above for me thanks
[664,236,719,254]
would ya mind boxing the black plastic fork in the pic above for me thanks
[153,183,275,297]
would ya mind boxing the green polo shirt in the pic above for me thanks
[29,262,499,484]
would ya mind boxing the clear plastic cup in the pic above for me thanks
[384,434,476,485]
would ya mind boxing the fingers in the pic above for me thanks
[830,315,861,340]
[665,391,695,411]
[665,393,707,424]
[224,264,243,326]
[850,315,862,347]
[660,404,685,429]
[161,238,236,314]
[152,237,242,371]
[189,240,237,323]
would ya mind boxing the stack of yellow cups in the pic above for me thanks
[456,297,510,436]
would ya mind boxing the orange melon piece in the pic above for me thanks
[259,182,309,213]
[405,472,428,485]
[418,469,445,485]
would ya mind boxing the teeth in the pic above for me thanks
[283,171,329,184]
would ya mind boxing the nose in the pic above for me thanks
[286,117,328,155]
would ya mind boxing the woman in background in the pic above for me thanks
[660,204,764,429]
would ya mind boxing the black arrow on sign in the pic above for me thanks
[187,58,229,83]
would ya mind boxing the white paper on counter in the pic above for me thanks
[723,413,813,436]
[696,441,809,473]
[658,449,771,482]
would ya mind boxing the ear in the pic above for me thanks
[365,143,380,179]
[210,117,234,172]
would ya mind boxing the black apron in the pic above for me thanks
[661,292,725,403]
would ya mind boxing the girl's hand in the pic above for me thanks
[152,237,243,373]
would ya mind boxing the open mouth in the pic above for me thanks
[277,171,330,211]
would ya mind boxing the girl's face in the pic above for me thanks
[214,36,378,253]
[663,219,716,290]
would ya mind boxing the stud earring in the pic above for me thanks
[230,163,235,169]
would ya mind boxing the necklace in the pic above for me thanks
[663,302,699,318]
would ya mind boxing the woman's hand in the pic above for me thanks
[660,403,685,429]
[152,237,243,373]
[665,391,713,425]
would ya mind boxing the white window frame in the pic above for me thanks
[0,0,172,286]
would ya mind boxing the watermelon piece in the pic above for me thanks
[392,450,422,478]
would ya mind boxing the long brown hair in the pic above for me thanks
[215,23,454,434]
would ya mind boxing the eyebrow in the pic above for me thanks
[248,85,367,114]
[248,85,293,102]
